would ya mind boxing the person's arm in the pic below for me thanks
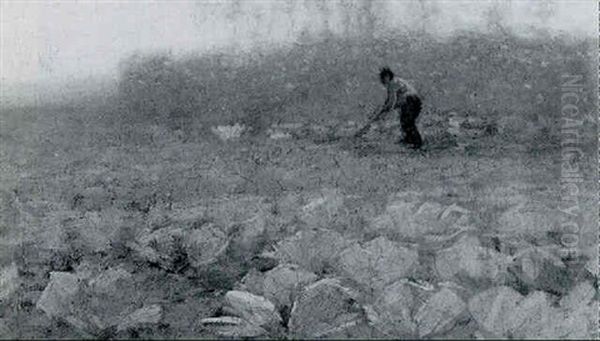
[377,86,397,116]
[371,86,397,121]
[354,86,398,138]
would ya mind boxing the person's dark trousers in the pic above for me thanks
[399,95,423,148]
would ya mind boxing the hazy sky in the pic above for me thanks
[1,0,596,85]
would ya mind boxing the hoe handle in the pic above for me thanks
[354,109,383,138]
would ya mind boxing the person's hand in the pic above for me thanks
[368,108,381,120]
[370,109,384,121]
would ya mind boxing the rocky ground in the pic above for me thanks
[0,101,598,339]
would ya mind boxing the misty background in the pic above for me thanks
[0,0,596,106]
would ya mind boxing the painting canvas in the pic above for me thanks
[1,1,598,339]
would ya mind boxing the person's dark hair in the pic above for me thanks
[379,67,394,82]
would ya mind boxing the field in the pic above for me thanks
[1,31,597,339]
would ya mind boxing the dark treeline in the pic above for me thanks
[115,29,595,145]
